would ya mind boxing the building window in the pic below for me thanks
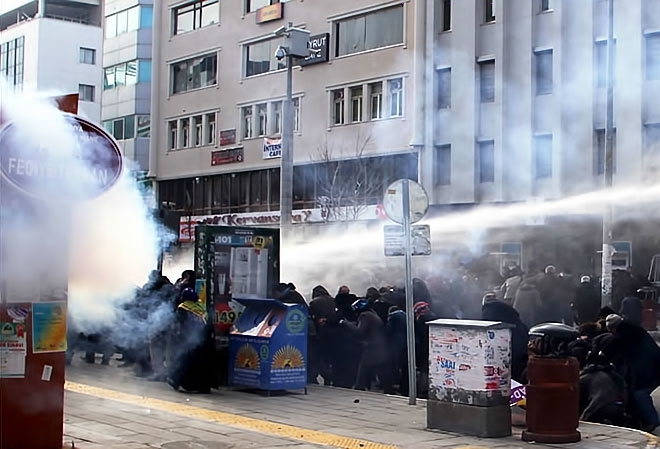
[594,129,617,175]
[273,101,283,134]
[246,0,279,13]
[479,60,495,103]
[78,84,95,102]
[535,50,553,95]
[256,103,268,137]
[389,78,404,117]
[242,106,253,139]
[437,68,451,109]
[105,6,150,38]
[485,0,495,22]
[434,145,451,186]
[193,115,203,146]
[137,115,151,138]
[103,116,137,141]
[205,113,216,145]
[335,5,404,57]
[171,53,217,94]
[104,60,149,90]
[442,0,451,31]
[332,89,345,125]
[79,47,96,65]
[350,86,363,123]
[369,82,383,120]
[173,0,219,35]
[245,39,286,77]
[646,34,660,80]
[541,0,551,11]
[478,140,495,183]
[181,118,190,148]
[534,134,552,179]
[169,121,178,150]
[644,123,660,154]
[293,97,301,132]
[0,36,25,90]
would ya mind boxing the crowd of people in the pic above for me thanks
[65,261,660,433]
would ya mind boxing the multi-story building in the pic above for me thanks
[0,0,104,121]
[152,0,660,276]
[101,0,153,172]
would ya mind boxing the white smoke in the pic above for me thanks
[0,85,167,335]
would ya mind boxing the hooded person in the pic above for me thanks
[386,305,408,395]
[274,283,308,308]
[413,301,437,398]
[307,285,336,385]
[167,288,214,394]
[605,314,660,432]
[482,291,529,383]
[619,291,643,327]
[513,277,543,327]
[340,299,393,393]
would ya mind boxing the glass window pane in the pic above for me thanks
[337,16,365,56]
[125,61,138,85]
[116,10,128,35]
[201,1,219,28]
[138,60,152,83]
[124,115,136,139]
[104,67,116,89]
[114,119,125,140]
[246,41,271,77]
[248,0,270,13]
[105,15,117,38]
[175,5,194,34]
[127,7,140,31]
[115,63,127,86]
[172,61,187,93]
[137,115,151,138]
[365,6,404,51]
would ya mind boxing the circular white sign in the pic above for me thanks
[382,179,429,224]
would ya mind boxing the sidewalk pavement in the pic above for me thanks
[64,358,660,449]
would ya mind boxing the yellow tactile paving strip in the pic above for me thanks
[65,381,398,449]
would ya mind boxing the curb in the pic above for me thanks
[578,421,659,448]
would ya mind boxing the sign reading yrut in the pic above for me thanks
[0,114,123,201]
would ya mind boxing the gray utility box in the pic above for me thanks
[427,319,513,438]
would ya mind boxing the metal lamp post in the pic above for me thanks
[273,24,310,241]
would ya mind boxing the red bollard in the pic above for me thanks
[522,356,581,444]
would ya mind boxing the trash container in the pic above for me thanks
[228,297,307,393]
[523,323,581,444]
[427,319,513,438]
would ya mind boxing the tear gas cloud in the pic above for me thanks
[0,85,174,340]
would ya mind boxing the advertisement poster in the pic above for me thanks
[32,302,67,353]
[0,322,27,378]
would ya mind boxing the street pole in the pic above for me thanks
[601,0,614,308]
[402,179,417,405]
[280,24,294,243]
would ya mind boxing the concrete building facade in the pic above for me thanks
[152,0,660,277]
[0,0,104,121]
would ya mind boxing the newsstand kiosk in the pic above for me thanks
[228,297,307,393]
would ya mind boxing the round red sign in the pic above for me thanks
[0,113,123,201]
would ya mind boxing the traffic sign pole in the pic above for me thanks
[402,179,417,405]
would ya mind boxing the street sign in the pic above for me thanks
[384,225,431,257]
[383,179,429,224]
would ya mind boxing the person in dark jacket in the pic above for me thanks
[619,294,643,327]
[606,314,660,431]
[482,292,529,383]
[274,283,308,308]
[341,299,393,393]
[167,288,214,394]
[309,285,339,385]
[572,276,601,325]
[366,287,394,324]
[386,306,408,394]
[535,265,564,323]
[413,301,437,398]
[333,292,361,388]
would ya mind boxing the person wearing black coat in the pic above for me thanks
[386,306,408,395]
[481,292,529,383]
[413,301,437,398]
[605,314,660,432]
[341,299,393,393]
[619,295,642,327]
[572,276,601,325]
[309,285,340,385]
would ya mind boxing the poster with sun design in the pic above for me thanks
[271,345,304,369]
[235,343,260,370]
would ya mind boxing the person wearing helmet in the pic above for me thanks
[340,299,393,393]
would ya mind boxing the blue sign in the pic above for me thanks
[228,298,307,391]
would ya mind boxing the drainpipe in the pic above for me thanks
[410,0,426,152]
[38,0,46,17]
[423,0,435,197]
[147,3,161,190]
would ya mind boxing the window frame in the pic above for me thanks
[479,59,495,103]
[484,0,496,23]
[78,84,95,102]
[478,140,495,183]
[170,52,218,95]
[79,47,96,65]
[442,0,451,32]
[434,144,451,186]
[334,5,405,58]
[534,49,553,95]
[436,67,451,109]
[172,0,220,36]
[533,134,553,179]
